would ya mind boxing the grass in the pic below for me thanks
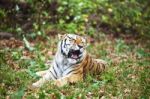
[0,33,149,99]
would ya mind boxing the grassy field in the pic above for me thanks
[0,33,149,99]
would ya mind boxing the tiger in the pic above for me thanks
[32,34,107,88]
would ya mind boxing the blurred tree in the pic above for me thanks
[0,0,149,39]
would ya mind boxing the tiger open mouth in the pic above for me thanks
[68,50,82,59]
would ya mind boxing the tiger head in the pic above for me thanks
[58,34,87,64]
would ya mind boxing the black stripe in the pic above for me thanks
[73,71,83,75]
[49,70,57,79]
[64,66,72,71]
[88,58,92,68]
[61,41,66,56]
[55,61,63,74]
[64,38,72,47]
[66,67,81,75]
[66,69,77,75]
[89,60,94,70]
[56,61,59,68]
[95,62,101,73]
[84,55,91,69]
[97,63,100,72]
[64,39,67,48]
[67,35,74,40]
[66,69,75,75]
[82,55,89,68]
[102,63,105,70]
[53,66,58,77]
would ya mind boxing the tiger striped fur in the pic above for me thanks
[32,34,107,87]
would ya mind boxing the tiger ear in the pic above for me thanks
[58,34,66,40]
[86,42,90,47]
[83,36,90,47]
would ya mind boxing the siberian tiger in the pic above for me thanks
[32,34,107,87]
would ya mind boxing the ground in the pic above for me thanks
[0,33,149,99]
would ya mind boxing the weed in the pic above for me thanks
[0,34,149,98]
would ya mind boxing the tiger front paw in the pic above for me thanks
[32,78,46,88]
[35,70,47,77]
[54,79,67,87]
[32,82,41,88]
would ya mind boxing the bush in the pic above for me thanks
[0,0,150,38]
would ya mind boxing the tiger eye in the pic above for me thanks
[68,39,73,43]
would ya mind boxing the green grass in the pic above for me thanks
[0,34,149,99]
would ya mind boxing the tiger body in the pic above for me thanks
[32,34,107,87]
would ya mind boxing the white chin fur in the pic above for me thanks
[67,58,78,64]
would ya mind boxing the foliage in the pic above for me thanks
[0,0,150,38]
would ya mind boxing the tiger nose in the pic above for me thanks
[71,44,79,49]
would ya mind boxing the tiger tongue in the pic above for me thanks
[71,54,78,59]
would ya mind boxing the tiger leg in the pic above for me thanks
[54,74,83,87]
[35,70,48,77]
[95,59,107,65]
[32,71,52,88]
